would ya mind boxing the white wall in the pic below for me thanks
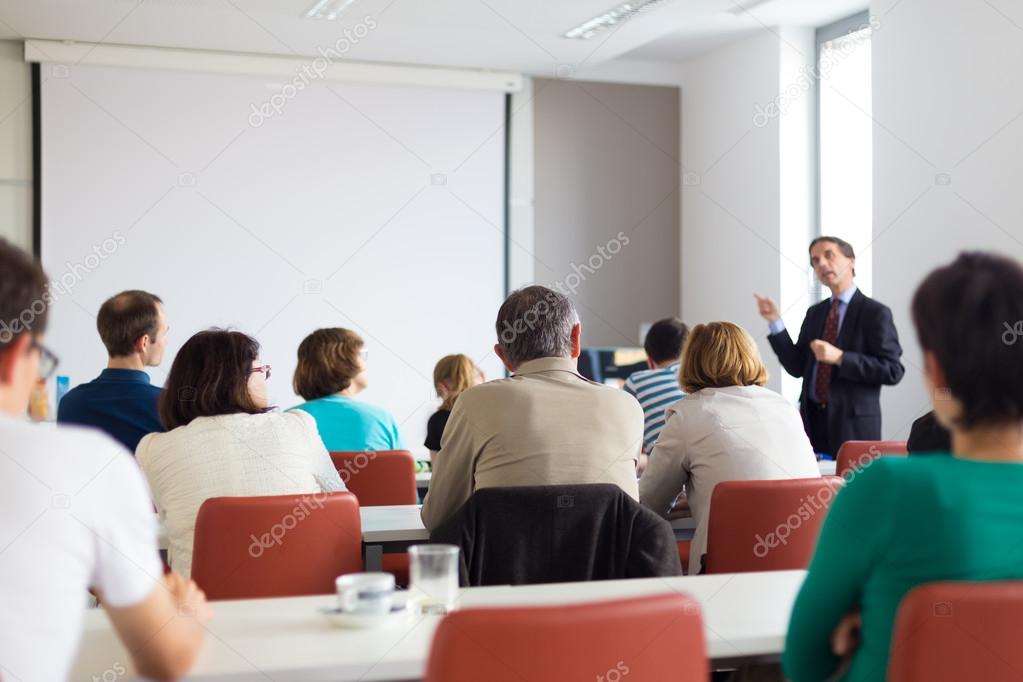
[679,29,815,393]
[872,0,1023,438]
[0,40,32,250]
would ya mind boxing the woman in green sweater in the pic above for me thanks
[784,252,1023,682]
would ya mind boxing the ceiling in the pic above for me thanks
[0,0,869,76]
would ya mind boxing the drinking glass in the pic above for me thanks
[408,544,459,615]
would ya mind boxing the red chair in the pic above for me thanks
[424,593,707,682]
[677,540,691,575]
[835,440,907,478]
[704,477,845,574]
[191,492,362,600]
[889,582,1023,681]
[329,450,417,505]
[330,450,417,585]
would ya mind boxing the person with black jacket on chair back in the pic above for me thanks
[755,236,905,456]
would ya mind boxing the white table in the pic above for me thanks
[361,505,429,571]
[71,569,806,681]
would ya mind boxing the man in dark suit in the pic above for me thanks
[754,236,905,456]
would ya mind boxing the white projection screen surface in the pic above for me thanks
[40,63,507,453]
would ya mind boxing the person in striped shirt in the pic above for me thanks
[625,318,689,467]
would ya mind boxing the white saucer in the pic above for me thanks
[319,593,413,629]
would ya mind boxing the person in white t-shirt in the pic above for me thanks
[0,238,208,681]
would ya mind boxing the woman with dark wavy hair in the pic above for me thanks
[136,329,344,578]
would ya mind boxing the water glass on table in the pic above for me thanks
[409,544,459,615]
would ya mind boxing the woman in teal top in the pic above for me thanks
[784,252,1023,682]
[290,328,404,452]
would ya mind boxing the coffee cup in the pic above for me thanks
[335,573,395,614]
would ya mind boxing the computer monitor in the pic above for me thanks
[577,347,647,385]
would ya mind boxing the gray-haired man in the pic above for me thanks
[421,285,644,531]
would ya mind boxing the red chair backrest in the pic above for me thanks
[424,593,707,682]
[330,450,417,506]
[191,492,362,600]
[835,440,908,478]
[704,477,845,574]
[889,582,1023,681]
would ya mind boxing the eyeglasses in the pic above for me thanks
[29,339,60,380]
[250,364,272,380]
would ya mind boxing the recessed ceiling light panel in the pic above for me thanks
[305,0,358,20]
[562,0,671,40]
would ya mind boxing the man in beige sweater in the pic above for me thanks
[421,285,644,531]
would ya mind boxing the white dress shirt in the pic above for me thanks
[136,410,345,578]
[639,385,819,571]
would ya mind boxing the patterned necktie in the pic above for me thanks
[814,298,841,403]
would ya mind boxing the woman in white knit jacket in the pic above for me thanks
[137,329,345,578]
[639,321,819,574]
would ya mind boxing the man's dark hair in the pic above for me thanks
[912,252,1023,429]
[159,329,272,430]
[495,285,579,368]
[809,236,855,259]
[810,236,856,277]
[97,290,163,357]
[0,239,49,352]
[644,317,690,365]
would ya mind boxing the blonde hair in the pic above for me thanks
[293,328,364,400]
[679,322,768,393]
[433,354,480,411]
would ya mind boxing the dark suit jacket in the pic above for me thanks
[768,289,905,455]
[429,484,682,586]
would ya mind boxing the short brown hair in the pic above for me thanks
[0,239,49,352]
[159,329,270,430]
[293,328,364,401]
[679,322,768,392]
[97,290,163,357]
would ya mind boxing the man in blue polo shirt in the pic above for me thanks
[58,290,168,453]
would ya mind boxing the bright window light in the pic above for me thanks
[818,25,873,295]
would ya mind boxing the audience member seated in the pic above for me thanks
[639,321,818,573]
[421,285,644,532]
[425,353,483,456]
[57,289,167,453]
[137,329,345,578]
[784,252,1023,682]
[289,327,404,452]
[0,239,208,681]
[906,409,952,454]
[624,317,689,470]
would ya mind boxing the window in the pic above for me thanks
[817,12,874,296]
